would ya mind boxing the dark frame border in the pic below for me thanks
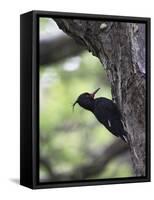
[20,10,151,189]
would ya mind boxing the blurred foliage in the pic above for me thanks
[39,18,133,181]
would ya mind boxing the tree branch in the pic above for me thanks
[40,140,129,181]
[40,35,85,65]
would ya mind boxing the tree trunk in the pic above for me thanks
[54,19,146,176]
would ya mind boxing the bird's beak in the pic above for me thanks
[90,88,100,98]
[72,100,78,112]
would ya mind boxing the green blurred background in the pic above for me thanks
[39,18,134,182]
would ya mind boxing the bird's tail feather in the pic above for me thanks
[121,135,128,143]
[121,131,128,143]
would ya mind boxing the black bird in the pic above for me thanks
[73,88,128,142]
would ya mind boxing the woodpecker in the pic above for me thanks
[73,88,128,142]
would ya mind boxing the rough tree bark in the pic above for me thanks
[54,19,146,176]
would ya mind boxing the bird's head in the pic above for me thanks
[73,88,100,111]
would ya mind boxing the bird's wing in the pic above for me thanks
[95,97,122,120]
[94,98,127,140]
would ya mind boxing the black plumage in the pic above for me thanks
[73,88,128,142]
